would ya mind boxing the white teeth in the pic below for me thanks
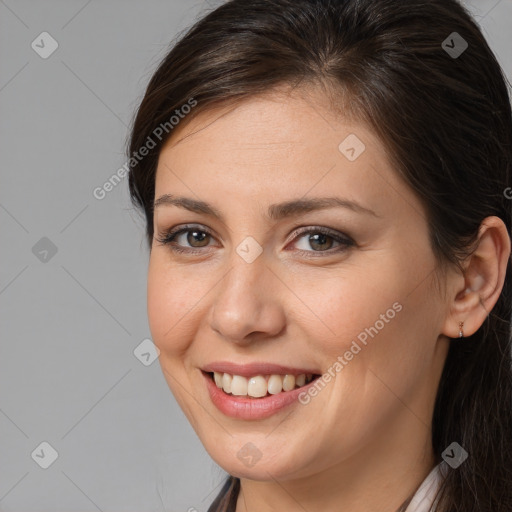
[214,372,223,387]
[282,374,295,391]
[212,371,314,398]
[222,373,232,394]
[267,374,283,395]
[247,376,267,397]
[231,375,248,395]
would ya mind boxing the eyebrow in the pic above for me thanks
[153,194,379,221]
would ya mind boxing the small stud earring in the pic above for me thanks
[458,321,464,338]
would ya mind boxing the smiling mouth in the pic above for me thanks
[206,371,322,399]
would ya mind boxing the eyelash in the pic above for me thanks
[154,224,355,257]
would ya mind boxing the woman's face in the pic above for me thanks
[148,87,451,482]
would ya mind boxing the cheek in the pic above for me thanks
[291,249,439,382]
[287,263,405,350]
[147,254,203,355]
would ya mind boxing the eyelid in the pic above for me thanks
[154,224,217,250]
[287,225,354,245]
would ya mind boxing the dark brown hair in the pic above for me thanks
[127,1,512,510]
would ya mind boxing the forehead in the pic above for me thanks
[161,86,361,157]
[154,88,421,223]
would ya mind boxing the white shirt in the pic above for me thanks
[404,463,445,512]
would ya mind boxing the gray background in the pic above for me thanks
[1,1,511,511]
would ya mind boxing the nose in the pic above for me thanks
[209,256,287,345]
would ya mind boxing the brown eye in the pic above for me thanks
[292,227,354,253]
[155,225,215,253]
[307,233,334,251]
[184,229,210,247]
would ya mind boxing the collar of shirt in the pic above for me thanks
[404,463,446,512]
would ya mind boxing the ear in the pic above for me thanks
[442,216,511,338]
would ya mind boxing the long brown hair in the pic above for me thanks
[127,1,512,510]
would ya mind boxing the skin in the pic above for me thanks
[147,85,510,512]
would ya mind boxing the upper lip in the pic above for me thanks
[201,361,321,377]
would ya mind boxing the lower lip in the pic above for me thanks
[202,371,318,420]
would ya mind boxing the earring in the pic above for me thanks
[458,321,464,338]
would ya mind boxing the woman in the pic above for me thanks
[127,0,512,510]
